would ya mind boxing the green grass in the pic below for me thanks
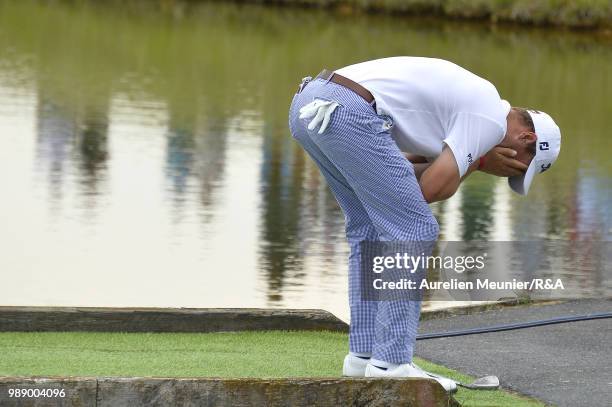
[414,358,545,407]
[0,331,544,406]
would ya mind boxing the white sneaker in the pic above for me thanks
[342,354,370,377]
[365,362,458,393]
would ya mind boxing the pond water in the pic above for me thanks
[1,1,610,321]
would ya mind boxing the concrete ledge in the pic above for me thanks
[0,307,348,333]
[420,299,561,321]
[0,377,458,407]
[0,306,349,333]
[0,302,554,333]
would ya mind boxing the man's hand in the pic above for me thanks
[479,147,528,177]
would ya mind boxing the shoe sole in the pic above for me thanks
[365,366,457,393]
[342,356,367,377]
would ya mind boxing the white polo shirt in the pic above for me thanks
[334,57,511,177]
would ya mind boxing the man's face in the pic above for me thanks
[499,110,537,166]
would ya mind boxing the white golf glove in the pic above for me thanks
[298,99,339,134]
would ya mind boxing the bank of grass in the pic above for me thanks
[0,331,544,406]
[260,0,612,29]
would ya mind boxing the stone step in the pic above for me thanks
[0,376,458,407]
[0,306,348,333]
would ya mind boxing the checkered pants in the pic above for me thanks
[288,77,439,364]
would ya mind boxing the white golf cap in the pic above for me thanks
[508,110,561,195]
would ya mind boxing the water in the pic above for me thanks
[0,1,610,321]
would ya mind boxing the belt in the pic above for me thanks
[315,69,375,105]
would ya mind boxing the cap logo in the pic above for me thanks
[539,141,550,151]
[540,163,551,173]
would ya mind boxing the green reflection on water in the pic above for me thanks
[0,1,610,307]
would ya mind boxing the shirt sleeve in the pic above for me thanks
[443,112,506,177]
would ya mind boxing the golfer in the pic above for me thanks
[288,57,561,391]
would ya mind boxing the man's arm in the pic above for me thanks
[418,145,528,203]
[412,163,431,181]
[403,153,431,180]
[418,146,477,203]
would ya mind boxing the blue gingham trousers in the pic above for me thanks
[288,77,439,364]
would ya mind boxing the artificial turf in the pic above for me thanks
[0,331,544,406]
